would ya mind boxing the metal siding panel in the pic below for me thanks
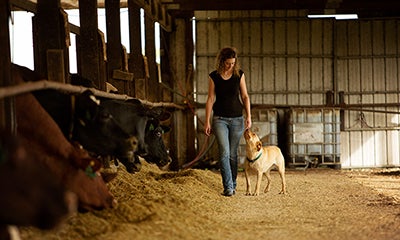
[220,19,232,48]
[240,17,250,55]
[361,58,373,91]
[195,57,210,103]
[262,20,274,54]
[348,21,360,56]
[275,20,286,54]
[336,22,348,56]
[287,58,299,105]
[348,59,360,92]
[275,58,287,104]
[196,21,208,56]
[362,131,376,167]
[340,132,350,168]
[262,57,275,104]
[373,58,385,91]
[311,20,323,55]
[360,21,372,55]
[375,131,388,166]
[299,20,310,54]
[250,57,263,104]
[323,20,333,55]
[386,58,398,90]
[372,21,385,55]
[384,20,397,54]
[287,20,298,54]
[311,58,323,90]
[350,132,363,167]
[323,58,333,90]
[299,58,311,105]
[387,131,400,166]
[207,20,220,55]
[336,59,348,92]
[231,12,242,49]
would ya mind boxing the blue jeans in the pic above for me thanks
[213,116,244,193]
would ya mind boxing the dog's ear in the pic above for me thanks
[256,141,262,151]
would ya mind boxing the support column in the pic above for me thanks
[144,12,158,102]
[0,0,15,132]
[78,0,106,90]
[33,0,69,82]
[128,0,145,98]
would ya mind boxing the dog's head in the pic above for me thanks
[244,129,262,152]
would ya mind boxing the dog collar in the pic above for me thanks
[246,152,262,163]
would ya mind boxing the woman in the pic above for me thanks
[204,47,252,196]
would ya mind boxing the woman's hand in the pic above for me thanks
[245,117,252,130]
[204,122,212,136]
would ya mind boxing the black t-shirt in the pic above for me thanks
[209,70,244,117]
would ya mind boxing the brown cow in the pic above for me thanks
[0,129,77,239]
[12,66,116,211]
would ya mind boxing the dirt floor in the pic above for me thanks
[20,160,400,240]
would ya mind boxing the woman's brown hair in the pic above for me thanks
[215,47,240,77]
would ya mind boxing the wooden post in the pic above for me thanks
[105,0,125,93]
[33,0,69,82]
[128,0,145,98]
[77,0,106,90]
[160,28,172,102]
[0,0,15,132]
[144,12,158,102]
[169,13,195,169]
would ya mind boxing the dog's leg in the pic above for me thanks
[254,171,263,196]
[278,167,287,194]
[245,167,252,196]
[263,170,272,193]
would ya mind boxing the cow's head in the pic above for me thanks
[142,118,172,168]
[73,91,138,170]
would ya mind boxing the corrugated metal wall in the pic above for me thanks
[337,19,400,168]
[194,10,400,169]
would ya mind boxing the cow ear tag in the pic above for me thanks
[149,124,155,131]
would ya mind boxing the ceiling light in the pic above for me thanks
[307,14,358,20]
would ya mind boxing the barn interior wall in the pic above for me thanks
[194,10,400,169]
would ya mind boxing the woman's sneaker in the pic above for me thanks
[222,189,234,197]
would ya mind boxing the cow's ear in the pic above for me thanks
[147,107,164,118]
[256,141,262,151]
[158,111,171,121]
[147,107,171,121]
[161,125,171,133]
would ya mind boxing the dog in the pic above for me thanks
[243,129,286,196]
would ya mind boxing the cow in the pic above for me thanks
[0,129,77,240]
[69,73,172,170]
[13,64,141,173]
[11,65,116,211]
[100,98,172,169]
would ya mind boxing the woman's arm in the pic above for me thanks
[204,77,215,136]
[239,73,252,129]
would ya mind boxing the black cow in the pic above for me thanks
[13,64,140,173]
[100,98,172,169]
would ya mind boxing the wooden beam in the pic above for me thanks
[77,0,106,90]
[128,0,145,97]
[33,0,69,82]
[0,0,16,132]
[105,0,125,94]
[145,12,158,102]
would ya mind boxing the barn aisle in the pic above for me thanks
[20,161,400,240]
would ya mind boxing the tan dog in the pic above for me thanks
[243,129,286,196]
